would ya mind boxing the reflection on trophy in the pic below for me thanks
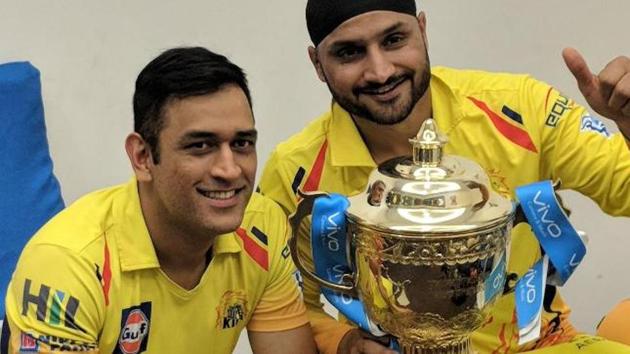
[289,119,517,354]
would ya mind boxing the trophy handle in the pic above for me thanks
[288,189,356,294]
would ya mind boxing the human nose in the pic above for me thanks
[363,48,396,84]
[210,145,241,181]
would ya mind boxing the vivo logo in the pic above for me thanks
[329,265,353,305]
[325,212,342,252]
[492,271,505,290]
[523,269,537,304]
[533,190,562,238]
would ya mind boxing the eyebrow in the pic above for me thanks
[328,22,407,52]
[178,129,258,144]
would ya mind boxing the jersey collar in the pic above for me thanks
[327,69,462,168]
[114,178,161,271]
[212,232,242,254]
[327,102,377,168]
[114,179,242,272]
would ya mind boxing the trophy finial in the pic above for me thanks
[409,118,445,167]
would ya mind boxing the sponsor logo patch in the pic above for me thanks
[21,279,85,333]
[20,333,38,352]
[580,114,611,138]
[281,245,291,259]
[216,291,248,330]
[546,95,572,127]
[115,302,152,354]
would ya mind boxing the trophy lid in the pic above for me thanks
[347,118,514,235]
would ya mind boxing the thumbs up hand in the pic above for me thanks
[562,48,630,137]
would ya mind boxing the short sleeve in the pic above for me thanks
[246,204,308,332]
[4,243,103,353]
[533,78,630,216]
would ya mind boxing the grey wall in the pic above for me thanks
[2,1,628,352]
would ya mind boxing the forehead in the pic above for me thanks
[321,10,417,46]
[162,85,254,137]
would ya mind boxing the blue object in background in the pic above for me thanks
[0,62,64,316]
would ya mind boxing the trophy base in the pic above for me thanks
[399,337,473,354]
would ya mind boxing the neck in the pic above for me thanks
[353,90,432,165]
[138,183,214,290]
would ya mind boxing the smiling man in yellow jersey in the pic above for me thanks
[2,47,317,354]
[258,1,630,353]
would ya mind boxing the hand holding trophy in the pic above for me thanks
[289,119,586,354]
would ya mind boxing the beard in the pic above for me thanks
[326,55,431,126]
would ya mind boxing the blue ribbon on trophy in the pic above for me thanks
[310,180,586,348]
[311,193,391,338]
[514,180,587,344]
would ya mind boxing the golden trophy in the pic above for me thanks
[289,119,517,354]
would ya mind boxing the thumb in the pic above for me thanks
[562,47,597,96]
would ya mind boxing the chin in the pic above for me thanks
[207,215,245,235]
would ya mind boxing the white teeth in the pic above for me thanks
[201,190,236,200]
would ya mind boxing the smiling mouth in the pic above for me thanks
[361,76,407,96]
[197,187,244,200]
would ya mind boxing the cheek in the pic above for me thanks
[170,160,206,183]
[402,46,427,68]
[325,65,360,91]
[239,154,257,182]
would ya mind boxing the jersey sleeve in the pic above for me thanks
[259,151,354,354]
[3,243,104,353]
[529,77,630,216]
[246,202,309,332]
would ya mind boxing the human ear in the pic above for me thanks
[308,46,327,83]
[125,132,154,182]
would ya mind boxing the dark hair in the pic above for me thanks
[133,46,252,163]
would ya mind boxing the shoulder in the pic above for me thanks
[240,193,289,247]
[269,109,331,163]
[243,193,287,227]
[433,66,543,95]
[26,183,127,256]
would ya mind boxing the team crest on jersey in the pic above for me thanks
[20,333,38,352]
[115,302,152,354]
[580,114,611,138]
[216,291,248,330]
[487,168,511,198]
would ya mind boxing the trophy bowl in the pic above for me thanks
[289,119,515,354]
[346,204,512,353]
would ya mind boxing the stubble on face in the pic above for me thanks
[146,87,256,240]
[326,51,431,126]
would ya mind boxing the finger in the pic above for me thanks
[359,331,392,346]
[621,99,630,117]
[606,66,630,110]
[599,56,630,103]
[359,338,397,354]
[562,47,597,96]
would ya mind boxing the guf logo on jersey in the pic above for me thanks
[20,333,38,352]
[115,302,152,354]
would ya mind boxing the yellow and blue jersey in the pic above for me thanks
[3,179,308,354]
[259,66,630,354]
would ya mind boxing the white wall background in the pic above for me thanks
[2,1,629,352]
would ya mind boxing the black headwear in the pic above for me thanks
[306,0,417,46]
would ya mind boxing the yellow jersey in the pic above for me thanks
[259,67,630,354]
[3,179,308,354]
